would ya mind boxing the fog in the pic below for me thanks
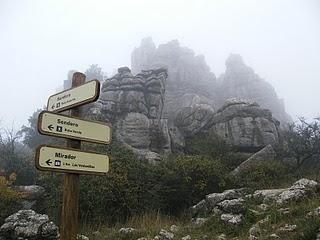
[0,0,319,129]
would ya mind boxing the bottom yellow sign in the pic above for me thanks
[35,145,109,175]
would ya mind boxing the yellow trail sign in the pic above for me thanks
[38,111,112,144]
[47,80,100,112]
[35,145,109,175]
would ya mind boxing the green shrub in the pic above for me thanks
[38,141,228,224]
[185,133,231,158]
[0,186,21,224]
[230,160,293,189]
[156,155,228,214]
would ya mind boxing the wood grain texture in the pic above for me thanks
[60,72,85,240]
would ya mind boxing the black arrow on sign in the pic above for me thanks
[48,125,54,131]
[46,159,52,166]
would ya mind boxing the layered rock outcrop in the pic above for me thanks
[209,99,280,150]
[94,67,170,162]
[218,54,292,125]
[131,38,291,127]
[84,38,290,160]
[132,37,217,120]
[175,99,280,151]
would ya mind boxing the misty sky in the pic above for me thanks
[0,0,319,130]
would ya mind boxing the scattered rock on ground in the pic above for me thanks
[249,224,261,239]
[307,206,320,217]
[216,234,227,240]
[216,198,245,214]
[156,229,174,240]
[276,178,318,204]
[220,214,243,225]
[277,208,290,215]
[191,218,208,227]
[77,234,89,240]
[278,224,297,233]
[181,235,191,240]
[170,225,179,233]
[253,188,287,203]
[0,210,59,240]
[119,227,136,234]
[269,233,280,239]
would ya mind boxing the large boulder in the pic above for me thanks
[191,188,249,218]
[209,99,280,150]
[276,178,318,204]
[0,210,59,240]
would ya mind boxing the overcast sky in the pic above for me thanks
[0,0,319,130]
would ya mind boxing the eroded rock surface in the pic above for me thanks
[131,38,217,121]
[190,179,318,228]
[95,67,170,162]
[210,99,280,150]
[217,54,292,125]
[0,210,59,240]
[131,38,291,127]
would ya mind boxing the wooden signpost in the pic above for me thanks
[35,72,111,240]
[47,79,100,113]
[35,145,109,175]
[38,111,112,144]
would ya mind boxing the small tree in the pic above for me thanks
[0,125,35,184]
[85,64,104,82]
[284,117,320,168]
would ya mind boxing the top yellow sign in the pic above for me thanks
[47,80,100,112]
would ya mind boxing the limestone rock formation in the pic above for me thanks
[132,37,217,120]
[209,99,280,150]
[84,38,291,160]
[174,103,215,137]
[131,38,291,127]
[0,210,59,240]
[217,54,292,125]
[96,67,170,162]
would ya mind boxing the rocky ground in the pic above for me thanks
[2,178,320,240]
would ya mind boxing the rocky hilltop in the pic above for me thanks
[131,38,291,126]
[217,54,292,124]
[132,37,217,120]
[79,38,292,161]
[89,66,281,161]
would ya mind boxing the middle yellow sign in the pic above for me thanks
[38,111,112,144]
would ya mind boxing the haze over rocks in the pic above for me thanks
[132,38,291,126]
[76,38,292,161]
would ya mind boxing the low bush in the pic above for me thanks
[39,141,228,224]
[230,160,294,189]
[0,186,22,224]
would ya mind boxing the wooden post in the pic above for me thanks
[60,72,86,240]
